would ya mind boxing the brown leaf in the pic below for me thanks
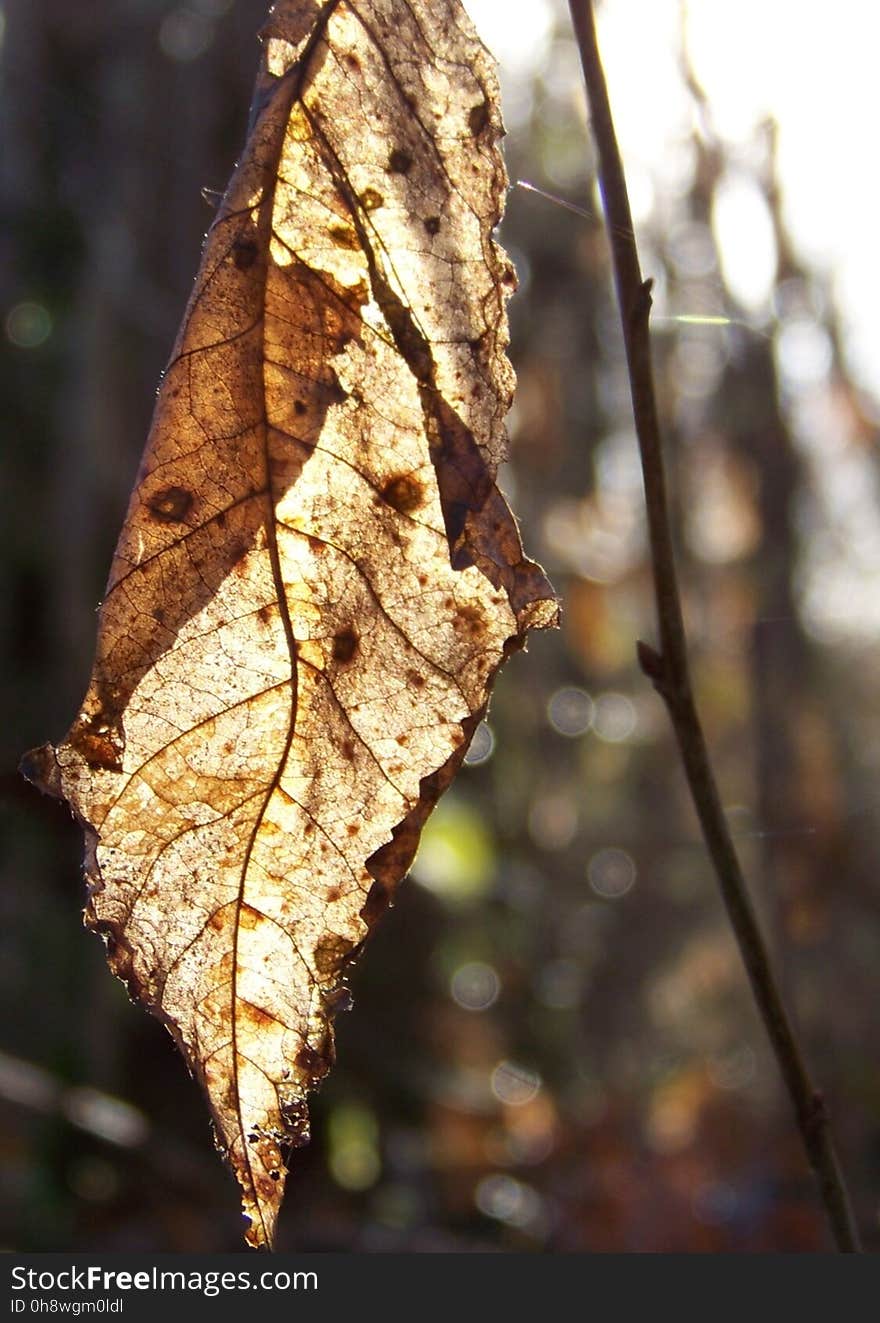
[21,0,557,1248]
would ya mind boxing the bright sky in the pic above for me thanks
[465,0,880,401]
[465,0,880,641]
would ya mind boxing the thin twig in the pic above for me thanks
[566,0,861,1253]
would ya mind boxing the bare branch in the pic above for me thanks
[567,0,861,1253]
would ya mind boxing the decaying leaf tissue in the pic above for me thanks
[22,0,557,1247]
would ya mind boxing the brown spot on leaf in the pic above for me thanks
[243,1001,275,1029]
[456,603,485,636]
[314,932,354,977]
[380,472,424,514]
[237,904,262,931]
[232,238,259,271]
[332,627,359,663]
[388,147,412,174]
[329,223,359,249]
[424,215,441,235]
[360,188,384,211]
[295,1044,328,1076]
[146,485,193,524]
[468,100,489,135]
[67,716,124,773]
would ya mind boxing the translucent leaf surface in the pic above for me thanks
[22,0,557,1247]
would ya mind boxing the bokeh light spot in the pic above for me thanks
[412,796,495,902]
[5,301,52,349]
[63,1088,148,1148]
[327,1102,381,1192]
[775,318,833,388]
[667,220,717,279]
[159,9,214,61]
[463,720,495,766]
[527,791,578,852]
[474,1172,542,1228]
[592,692,637,742]
[491,1060,541,1107]
[672,332,727,401]
[547,686,593,736]
[587,847,636,900]
[712,171,777,313]
[451,961,500,1012]
[67,1156,120,1204]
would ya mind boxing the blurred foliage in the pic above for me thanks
[2,0,879,1251]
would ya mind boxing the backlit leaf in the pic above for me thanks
[21,0,557,1247]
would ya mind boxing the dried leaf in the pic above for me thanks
[22,0,557,1247]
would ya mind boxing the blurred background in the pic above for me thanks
[2,0,879,1251]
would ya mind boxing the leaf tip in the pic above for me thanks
[242,1202,279,1253]
[237,1155,287,1252]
